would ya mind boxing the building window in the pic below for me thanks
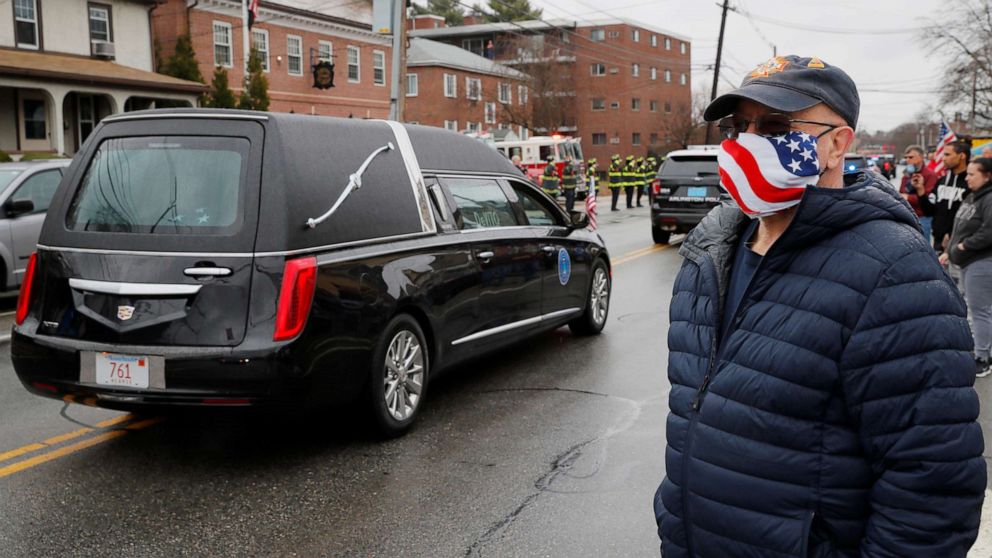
[406,73,418,96]
[592,133,606,145]
[632,133,641,146]
[347,46,360,82]
[591,98,605,111]
[14,0,39,49]
[318,40,332,63]
[650,133,658,145]
[373,50,386,85]
[444,73,456,97]
[591,28,605,41]
[664,69,672,83]
[498,82,511,104]
[665,101,672,113]
[485,102,496,124]
[650,100,658,112]
[681,42,687,55]
[23,98,46,140]
[610,101,620,109]
[462,38,484,56]
[467,122,480,132]
[518,85,528,105]
[213,22,232,67]
[287,35,303,75]
[78,95,95,144]
[466,77,481,100]
[650,67,657,80]
[444,120,458,131]
[88,3,111,43]
[591,63,606,76]
[632,29,640,42]
[631,98,641,111]
[665,37,671,50]
[651,34,657,47]
[608,30,620,38]
[680,73,687,85]
[632,63,640,77]
[251,29,269,72]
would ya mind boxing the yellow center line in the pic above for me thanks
[0,413,135,466]
[42,427,94,446]
[96,414,135,428]
[0,443,46,463]
[614,244,670,266]
[0,430,128,479]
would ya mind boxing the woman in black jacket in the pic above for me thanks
[941,156,992,376]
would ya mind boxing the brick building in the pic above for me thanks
[152,0,392,118]
[405,37,530,138]
[410,17,692,163]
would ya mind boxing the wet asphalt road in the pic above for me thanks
[3,201,992,557]
[0,206,682,557]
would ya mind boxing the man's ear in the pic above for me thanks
[821,127,855,171]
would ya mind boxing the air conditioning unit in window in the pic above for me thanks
[609,67,619,74]
[91,40,116,59]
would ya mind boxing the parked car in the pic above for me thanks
[12,109,612,436]
[648,146,728,244]
[0,160,71,291]
[843,154,868,174]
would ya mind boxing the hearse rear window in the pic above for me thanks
[65,136,248,234]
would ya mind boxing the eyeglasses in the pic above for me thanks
[717,113,843,140]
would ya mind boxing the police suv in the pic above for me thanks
[649,146,729,244]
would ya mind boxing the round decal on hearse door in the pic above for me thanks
[558,248,571,286]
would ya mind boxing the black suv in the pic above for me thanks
[12,109,612,436]
[648,147,726,244]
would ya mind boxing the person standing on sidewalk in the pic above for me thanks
[901,145,938,242]
[608,155,623,211]
[921,140,969,252]
[941,156,992,377]
[561,157,578,211]
[655,54,985,558]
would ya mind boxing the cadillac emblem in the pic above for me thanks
[117,305,135,321]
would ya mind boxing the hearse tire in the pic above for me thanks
[652,226,671,245]
[367,313,430,438]
[569,260,610,336]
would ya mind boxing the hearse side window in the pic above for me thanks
[444,178,518,230]
[66,136,248,235]
[511,182,562,227]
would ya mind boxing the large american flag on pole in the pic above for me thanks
[585,179,597,230]
[927,121,957,176]
[247,0,260,28]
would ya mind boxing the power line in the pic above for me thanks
[727,8,926,35]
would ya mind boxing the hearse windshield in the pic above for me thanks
[65,136,248,234]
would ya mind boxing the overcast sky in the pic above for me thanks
[525,0,947,132]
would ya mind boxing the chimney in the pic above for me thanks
[410,14,446,30]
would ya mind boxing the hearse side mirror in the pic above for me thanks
[568,210,589,230]
[5,199,34,217]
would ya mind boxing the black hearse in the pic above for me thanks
[11,110,611,436]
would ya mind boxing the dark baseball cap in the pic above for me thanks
[704,55,860,129]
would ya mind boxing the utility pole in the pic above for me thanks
[704,0,730,145]
[389,0,407,121]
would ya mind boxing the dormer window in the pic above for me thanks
[14,0,40,49]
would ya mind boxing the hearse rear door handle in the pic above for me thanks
[184,267,232,278]
[476,251,495,262]
[541,245,557,254]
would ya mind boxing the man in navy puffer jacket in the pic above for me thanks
[654,55,986,557]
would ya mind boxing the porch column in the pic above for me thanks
[47,87,67,156]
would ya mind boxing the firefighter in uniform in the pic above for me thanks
[609,155,623,211]
[561,157,578,211]
[636,156,650,207]
[541,157,560,198]
[624,155,638,209]
[586,158,598,198]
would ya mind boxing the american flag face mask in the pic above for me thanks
[718,131,823,218]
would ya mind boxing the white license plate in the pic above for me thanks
[95,353,150,389]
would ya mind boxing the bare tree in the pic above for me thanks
[654,88,710,152]
[494,35,576,134]
[928,1,992,131]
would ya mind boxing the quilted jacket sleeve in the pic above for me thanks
[839,249,986,557]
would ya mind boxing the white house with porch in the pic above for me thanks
[0,0,206,157]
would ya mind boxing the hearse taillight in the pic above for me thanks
[15,252,36,325]
[273,256,317,341]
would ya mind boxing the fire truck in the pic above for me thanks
[494,135,589,197]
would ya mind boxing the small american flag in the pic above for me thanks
[585,185,597,230]
[247,0,260,28]
[927,121,956,175]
